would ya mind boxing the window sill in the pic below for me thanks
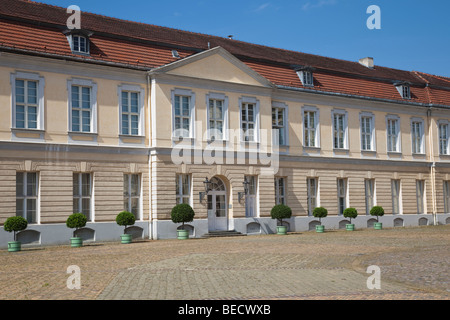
[11,128,45,133]
[11,128,45,141]
[68,131,98,144]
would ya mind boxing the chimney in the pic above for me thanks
[359,57,374,69]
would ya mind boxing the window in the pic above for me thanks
[119,85,144,136]
[272,105,286,146]
[439,123,449,155]
[172,89,195,139]
[391,179,401,215]
[297,70,314,87]
[444,181,450,213]
[333,111,347,149]
[16,172,38,224]
[402,85,411,99]
[387,117,400,152]
[11,72,45,131]
[73,173,92,221]
[304,109,319,147]
[208,99,224,140]
[416,180,425,214]
[68,79,97,134]
[411,119,424,154]
[361,114,374,151]
[176,174,191,205]
[72,35,89,54]
[241,103,256,142]
[307,178,318,216]
[337,179,347,215]
[365,179,375,215]
[274,177,286,205]
[124,174,141,219]
[245,175,257,217]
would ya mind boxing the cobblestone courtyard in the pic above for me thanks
[0,225,449,300]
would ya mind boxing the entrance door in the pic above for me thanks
[207,177,228,232]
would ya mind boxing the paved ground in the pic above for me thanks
[0,225,449,300]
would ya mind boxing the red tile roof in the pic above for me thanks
[1,0,449,107]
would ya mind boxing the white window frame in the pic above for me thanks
[307,177,318,216]
[438,120,450,155]
[73,173,93,222]
[396,84,411,99]
[66,34,90,55]
[360,112,375,152]
[391,179,402,215]
[411,117,425,154]
[331,109,348,150]
[10,71,45,131]
[337,178,348,215]
[302,106,320,148]
[365,179,375,215]
[297,70,314,87]
[239,96,260,143]
[444,181,450,213]
[67,78,98,134]
[118,84,145,137]
[176,174,192,206]
[386,115,401,153]
[16,172,39,224]
[272,102,289,147]
[274,177,286,205]
[206,92,229,141]
[172,89,196,140]
[416,180,426,214]
[124,173,142,220]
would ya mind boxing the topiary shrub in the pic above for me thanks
[171,204,195,230]
[116,211,136,234]
[4,216,28,241]
[270,204,292,226]
[343,207,358,224]
[313,207,328,225]
[66,213,87,237]
[370,206,385,222]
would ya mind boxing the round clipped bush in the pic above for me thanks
[66,213,87,237]
[116,211,136,233]
[313,207,328,225]
[271,204,292,225]
[343,207,358,223]
[370,206,385,222]
[171,204,195,230]
[4,216,28,241]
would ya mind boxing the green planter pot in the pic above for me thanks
[374,222,383,230]
[316,225,325,233]
[177,229,189,240]
[70,237,83,248]
[276,226,288,235]
[8,241,21,252]
[121,234,133,244]
[346,224,355,231]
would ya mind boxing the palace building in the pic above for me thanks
[1,0,450,247]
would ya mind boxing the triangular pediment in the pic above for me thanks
[150,47,273,87]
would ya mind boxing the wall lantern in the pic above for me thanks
[199,177,212,203]
[238,176,250,203]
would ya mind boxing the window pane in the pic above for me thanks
[131,175,139,197]
[81,174,90,196]
[26,199,36,223]
[73,173,80,196]
[26,173,37,197]
[82,198,90,218]
[16,172,24,197]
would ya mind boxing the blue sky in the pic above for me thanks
[34,0,450,77]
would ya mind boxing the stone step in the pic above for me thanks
[201,230,247,238]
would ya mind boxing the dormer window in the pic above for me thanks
[395,82,411,99]
[73,35,88,54]
[295,66,315,87]
[63,29,93,55]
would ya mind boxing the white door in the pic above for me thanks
[207,177,228,232]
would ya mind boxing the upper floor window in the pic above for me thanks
[386,116,400,153]
[64,30,93,55]
[240,97,260,143]
[73,35,89,54]
[172,89,195,139]
[119,84,145,136]
[360,113,375,151]
[206,93,229,142]
[411,118,424,154]
[395,82,411,99]
[303,106,319,148]
[272,103,287,146]
[67,78,98,134]
[332,110,348,149]
[439,122,449,155]
[11,71,45,131]
[296,67,314,87]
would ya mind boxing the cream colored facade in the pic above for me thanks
[1,47,449,246]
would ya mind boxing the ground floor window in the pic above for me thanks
[307,178,318,216]
[365,179,375,215]
[16,172,38,223]
[176,174,191,205]
[416,180,425,214]
[73,173,92,221]
[124,174,141,219]
[391,179,401,215]
[245,175,257,217]
[274,177,286,205]
[337,178,347,215]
